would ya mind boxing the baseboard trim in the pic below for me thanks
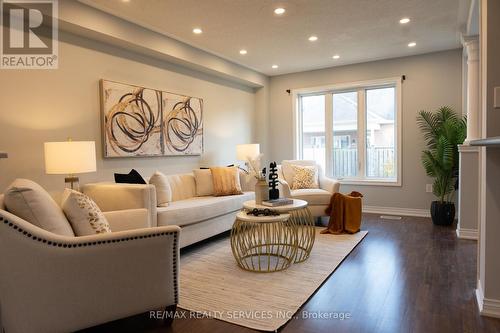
[476,280,500,318]
[456,227,478,240]
[363,205,430,218]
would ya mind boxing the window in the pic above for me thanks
[300,95,326,171]
[294,78,401,185]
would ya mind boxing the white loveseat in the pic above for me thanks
[0,192,180,333]
[278,160,340,217]
[83,172,255,248]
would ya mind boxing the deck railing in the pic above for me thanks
[304,147,395,178]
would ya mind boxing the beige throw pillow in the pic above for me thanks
[291,165,319,190]
[61,189,111,236]
[210,166,243,196]
[4,179,75,236]
[193,169,214,196]
[149,171,172,207]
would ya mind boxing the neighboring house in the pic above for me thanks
[303,92,395,178]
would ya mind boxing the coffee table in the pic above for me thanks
[231,211,295,272]
[242,199,315,263]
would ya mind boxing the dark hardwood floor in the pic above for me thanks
[84,214,500,333]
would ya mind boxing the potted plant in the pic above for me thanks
[417,106,466,225]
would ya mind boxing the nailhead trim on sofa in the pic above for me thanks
[0,215,179,303]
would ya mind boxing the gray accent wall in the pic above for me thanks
[0,32,257,197]
[268,49,463,210]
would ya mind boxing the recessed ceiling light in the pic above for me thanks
[408,42,416,47]
[308,35,318,42]
[332,55,340,59]
[274,7,285,15]
[239,49,247,55]
[193,28,203,34]
[272,64,278,69]
[399,17,410,24]
[121,0,130,2]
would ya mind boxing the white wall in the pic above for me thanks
[0,32,256,196]
[268,49,463,210]
[479,0,500,306]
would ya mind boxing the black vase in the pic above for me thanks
[430,201,455,226]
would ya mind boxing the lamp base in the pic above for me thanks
[64,176,80,191]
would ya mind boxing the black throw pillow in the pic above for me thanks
[114,169,146,184]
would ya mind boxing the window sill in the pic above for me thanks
[337,178,401,187]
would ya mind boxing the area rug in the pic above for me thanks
[178,227,368,331]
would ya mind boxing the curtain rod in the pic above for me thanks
[286,75,406,94]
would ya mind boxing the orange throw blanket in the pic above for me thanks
[321,191,363,234]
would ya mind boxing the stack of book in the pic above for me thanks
[261,198,293,207]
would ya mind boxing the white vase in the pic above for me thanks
[255,179,269,204]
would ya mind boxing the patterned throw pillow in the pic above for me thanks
[291,165,319,190]
[61,189,111,236]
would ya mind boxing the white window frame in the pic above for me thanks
[292,77,402,187]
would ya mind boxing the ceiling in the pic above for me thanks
[79,0,465,76]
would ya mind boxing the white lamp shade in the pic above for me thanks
[236,144,260,161]
[44,141,96,174]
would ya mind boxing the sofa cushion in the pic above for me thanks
[290,188,331,206]
[149,171,172,207]
[210,166,243,196]
[61,188,111,236]
[157,191,254,227]
[3,179,75,236]
[166,173,196,201]
[193,169,214,196]
[290,165,319,190]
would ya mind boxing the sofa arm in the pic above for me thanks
[103,208,150,232]
[82,183,157,227]
[278,179,292,198]
[320,176,340,194]
[0,210,179,333]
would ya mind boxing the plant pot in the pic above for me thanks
[430,201,455,226]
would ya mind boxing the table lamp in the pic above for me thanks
[44,140,96,191]
[236,144,260,163]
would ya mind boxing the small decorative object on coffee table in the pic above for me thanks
[268,162,279,200]
[231,211,296,272]
[243,199,315,263]
[261,198,293,207]
[241,149,269,204]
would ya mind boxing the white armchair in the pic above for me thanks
[0,195,180,333]
[278,160,340,217]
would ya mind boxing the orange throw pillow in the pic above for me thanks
[210,166,243,196]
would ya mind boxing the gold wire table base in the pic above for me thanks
[288,207,315,263]
[230,216,298,273]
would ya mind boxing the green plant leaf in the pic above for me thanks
[418,106,467,201]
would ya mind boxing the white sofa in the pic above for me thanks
[278,160,340,217]
[0,193,180,333]
[83,172,255,248]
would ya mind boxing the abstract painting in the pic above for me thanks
[101,80,203,157]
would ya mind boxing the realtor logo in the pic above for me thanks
[1,0,58,69]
